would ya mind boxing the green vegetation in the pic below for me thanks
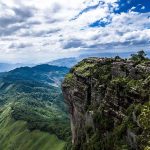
[63,50,150,150]
[64,73,74,85]
[0,104,66,150]
[139,102,150,130]
[84,74,150,150]
[130,50,148,62]
[73,60,96,77]
[0,65,71,150]
[139,102,150,150]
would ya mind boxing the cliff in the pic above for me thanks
[62,57,150,150]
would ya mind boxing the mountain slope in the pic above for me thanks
[1,64,68,87]
[0,104,65,150]
[0,64,71,150]
[62,57,150,150]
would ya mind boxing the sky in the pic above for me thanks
[0,0,150,64]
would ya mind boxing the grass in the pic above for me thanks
[74,62,95,77]
[0,104,66,150]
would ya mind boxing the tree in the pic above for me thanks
[130,50,147,61]
[115,55,121,60]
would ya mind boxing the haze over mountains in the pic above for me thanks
[1,51,150,73]
[0,63,35,73]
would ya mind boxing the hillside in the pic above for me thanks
[62,54,150,150]
[0,104,65,150]
[0,64,69,87]
[0,64,71,150]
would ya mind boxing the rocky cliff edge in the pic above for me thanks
[62,57,150,150]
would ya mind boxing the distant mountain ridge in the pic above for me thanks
[0,63,34,73]
[1,64,69,87]
[48,57,78,68]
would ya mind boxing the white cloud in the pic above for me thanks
[0,0,150,63]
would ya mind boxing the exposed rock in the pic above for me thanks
[62,58,150,150]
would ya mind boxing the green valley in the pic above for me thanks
[0,104,65,150]
[0,64,71,150]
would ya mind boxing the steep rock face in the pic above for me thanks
[62,58,150,150]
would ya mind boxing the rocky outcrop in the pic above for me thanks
[62,58,150,150]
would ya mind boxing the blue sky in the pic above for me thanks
[0,0,150,63]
